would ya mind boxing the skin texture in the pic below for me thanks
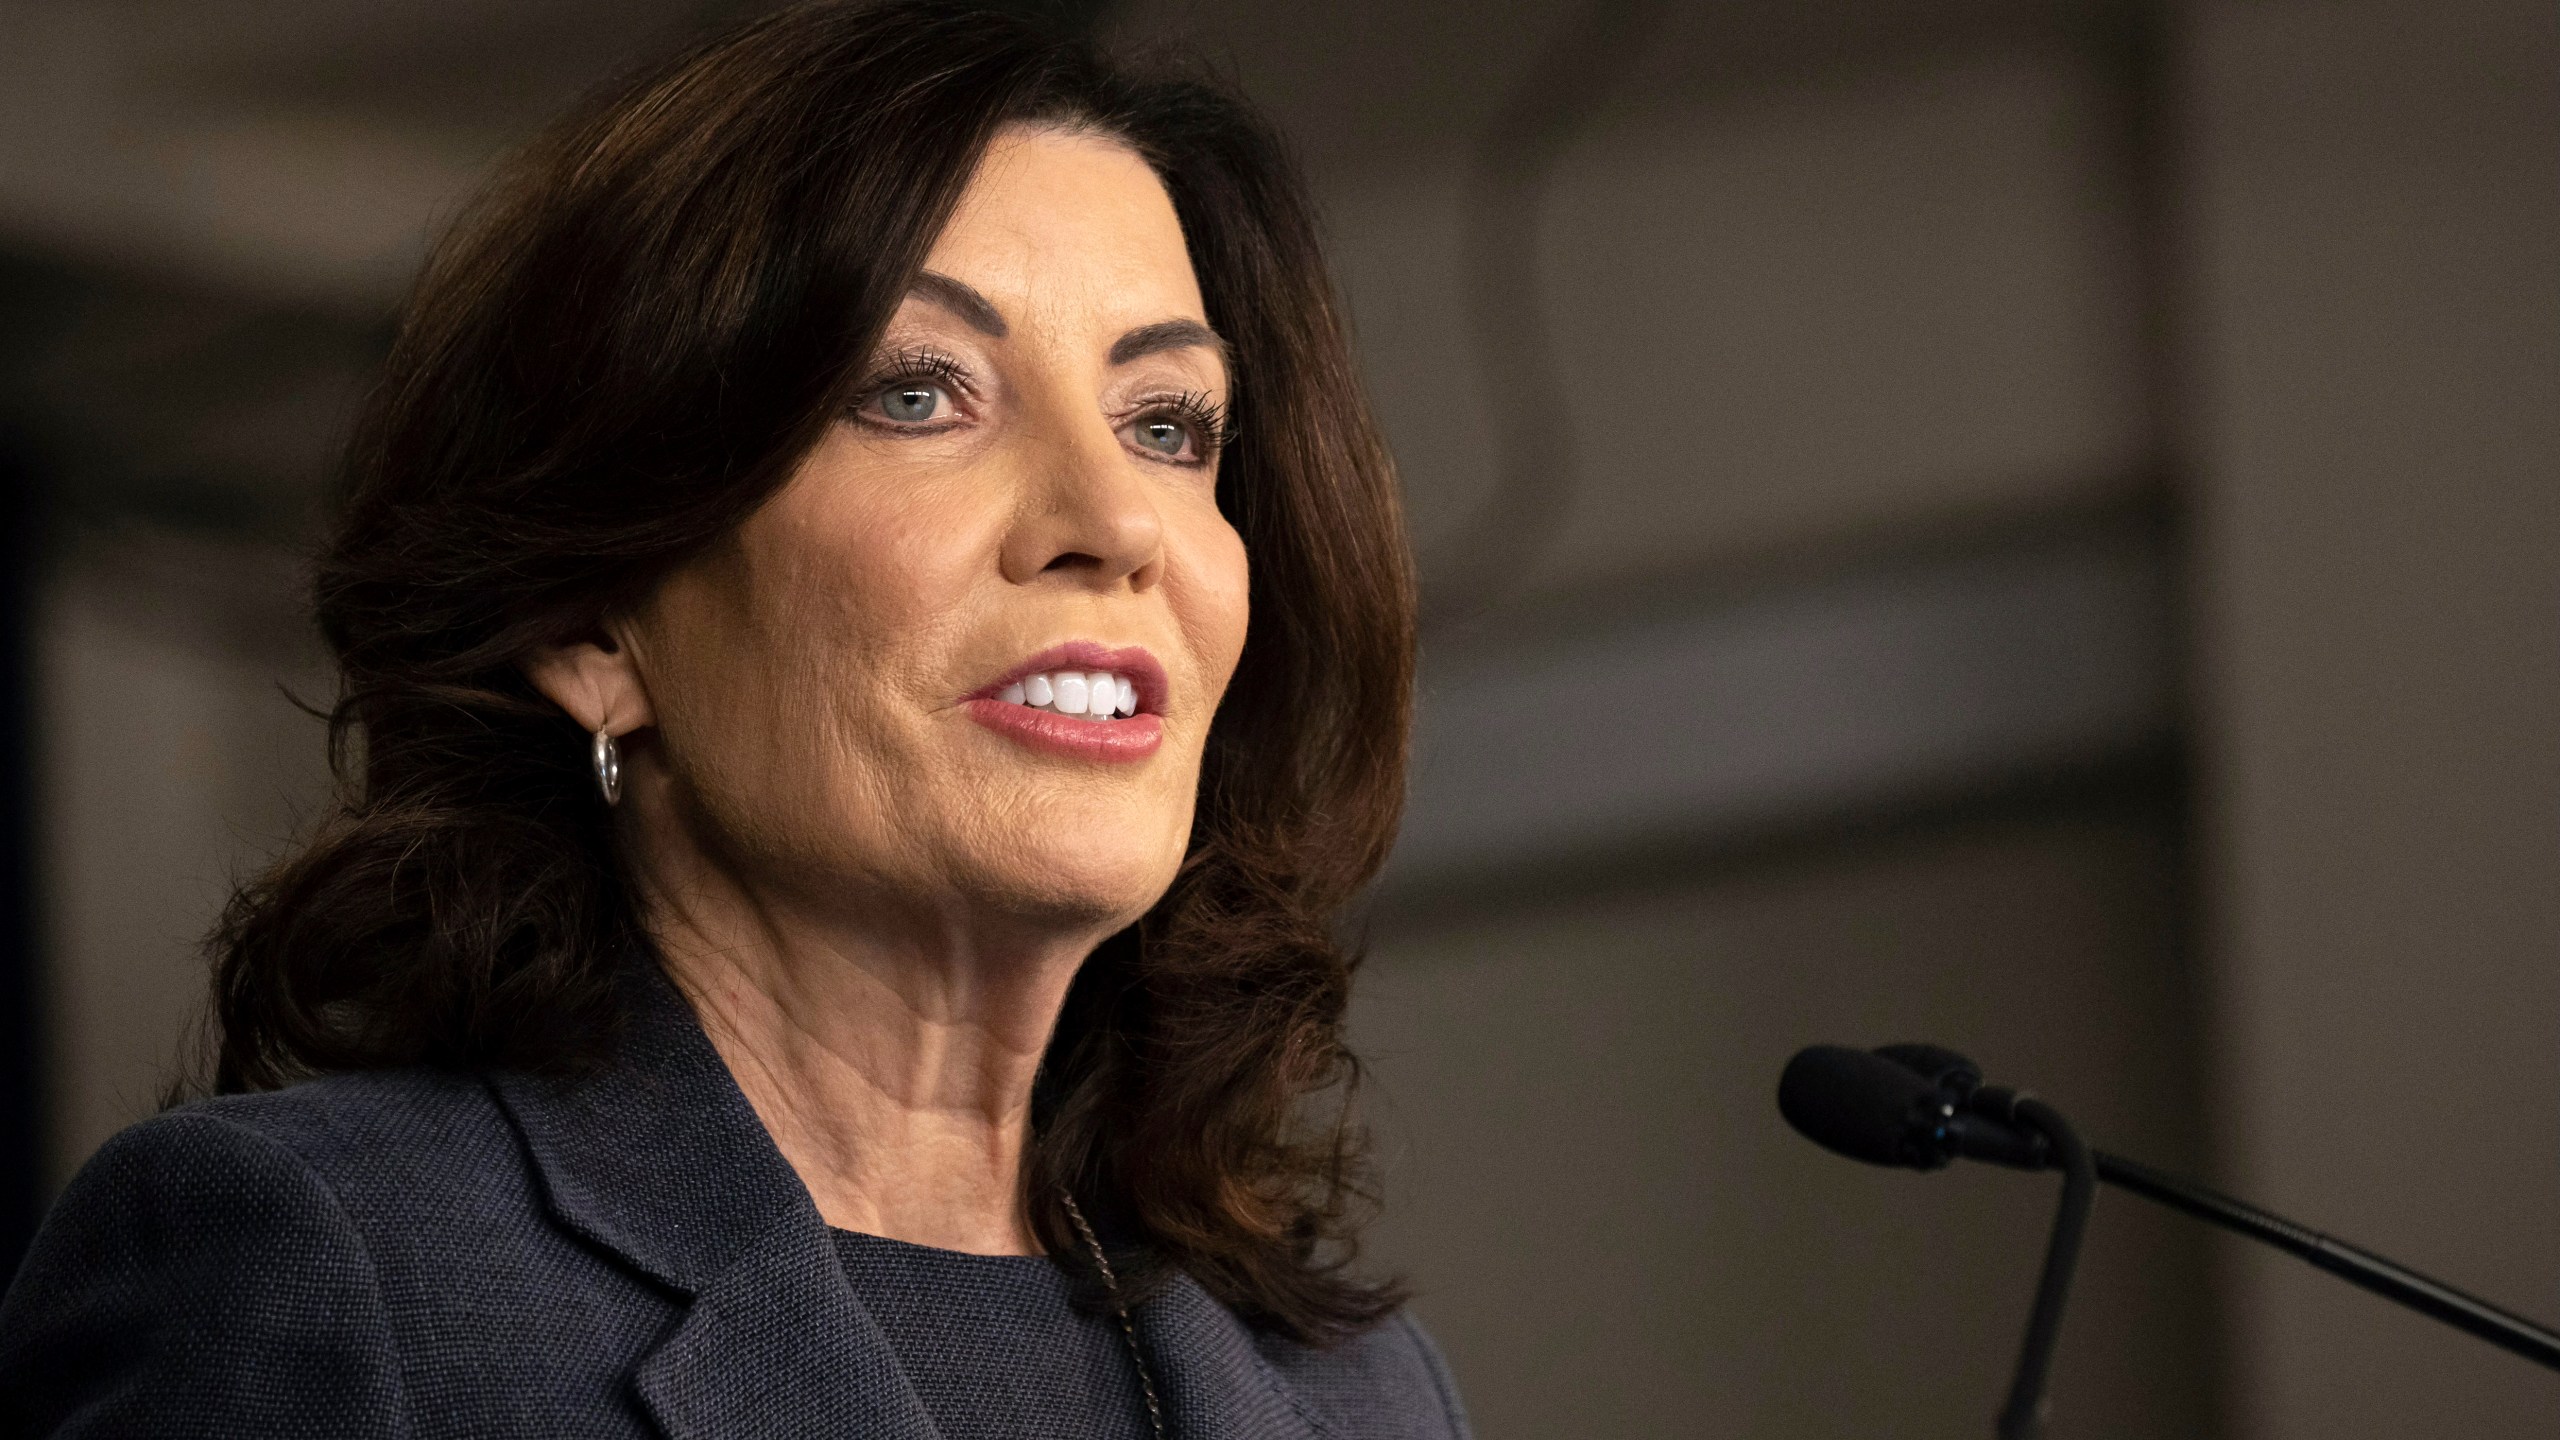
[525,126,1250,1254]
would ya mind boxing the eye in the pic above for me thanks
[1118,391,1229,466]
[1128,417,1192,458]
[871,381,952,425]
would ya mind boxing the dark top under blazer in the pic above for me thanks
[0,971,1471,1439]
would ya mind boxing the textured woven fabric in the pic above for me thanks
[0,967,1472,1440]
[830,1228,1152,1439]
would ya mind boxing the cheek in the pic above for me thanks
[1181,510,1252,698]
[650,464,988,792]
[753,455,993,681]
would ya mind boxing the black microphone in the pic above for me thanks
[1777,1045,2046,1172]
[1779,1042,2560,1439]
[1781,1044,2093,1439]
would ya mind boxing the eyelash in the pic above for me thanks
[849,349,1236,465]
[1132,390,1238,465]
[853,348,973,409]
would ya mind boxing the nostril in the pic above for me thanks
[1042,551,1105,573]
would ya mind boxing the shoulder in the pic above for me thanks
[162,1066,516,1191]
[41,1068,534,1247]
[1254,1309,1473,1440]
[166,1060,514,1173]
[22,1066,520,1257]
[56,1068,570,1316]
[0,1083,436,1434]
[0,1070,553,1423]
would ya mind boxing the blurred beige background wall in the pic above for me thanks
[2188,0,2560,1433]
[1,1,2550,1436]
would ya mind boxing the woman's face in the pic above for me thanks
[620,125,1249,937]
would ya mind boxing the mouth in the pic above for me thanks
[962,642,1167,763]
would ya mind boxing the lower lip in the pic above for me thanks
[964,699,1164,762]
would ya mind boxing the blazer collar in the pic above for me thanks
[488,961,1329,1440]
[1140,1274,1339,1440]
[488,965,932,1438]
[488,963,802,1293]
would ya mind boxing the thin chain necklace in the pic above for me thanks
[1059,1192,1168,1440]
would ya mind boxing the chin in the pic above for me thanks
[973,840,1180,932]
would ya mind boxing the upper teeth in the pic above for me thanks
[1000,670,1138,719]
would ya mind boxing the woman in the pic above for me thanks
[0,4,1467,1436]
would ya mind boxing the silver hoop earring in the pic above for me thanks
[591,728,622,807]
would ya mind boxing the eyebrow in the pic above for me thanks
[909,271,1008,337]
[1110,318,1227,369]
[906,270,1226,371]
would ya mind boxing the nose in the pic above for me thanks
[999,415,1166,593]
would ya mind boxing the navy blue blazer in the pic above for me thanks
[0,973,1471,1439]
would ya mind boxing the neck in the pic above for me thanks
[639,851,1104,1257]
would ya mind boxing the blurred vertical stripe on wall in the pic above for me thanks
[0,445,39,1280]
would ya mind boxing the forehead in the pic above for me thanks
[919,125,1206,332]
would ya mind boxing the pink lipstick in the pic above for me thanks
[963,642,1166,763]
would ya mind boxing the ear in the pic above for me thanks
[523,625,655,737]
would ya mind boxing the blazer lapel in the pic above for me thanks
[488,964,937,1440]
[630,1215,938,1440]
[1135,1273,1333,1440]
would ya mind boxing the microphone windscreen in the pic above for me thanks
[1873,1042,1982,1093]
[1778,1045,1946,1170]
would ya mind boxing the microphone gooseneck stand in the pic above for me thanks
[1982,1095,2093,1440]
[1778,1043,2560,1440]
[2090,1148,2560,1371]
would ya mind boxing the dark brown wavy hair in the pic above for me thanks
[203,0,1414,1341]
